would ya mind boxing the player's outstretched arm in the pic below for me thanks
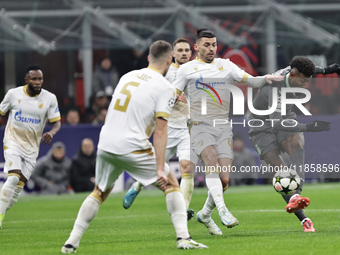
[153,117,168,191]
[305,120,331,132]
[316,63,340,75]
[244,74,284,88]
[41,120,61,145]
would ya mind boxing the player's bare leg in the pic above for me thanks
[0,170,26,229]
[179,159,195,220]
[62,185,113,253]
[156,171,207,249]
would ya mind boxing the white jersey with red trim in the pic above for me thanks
[165,63,189,129]
[0,85,60,158]
[173,57,247,124]
[98,67,176,155]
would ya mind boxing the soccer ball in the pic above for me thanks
[272,169,301,195]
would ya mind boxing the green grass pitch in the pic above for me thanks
[1,183,339,255]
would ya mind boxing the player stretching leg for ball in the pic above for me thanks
[123,38,197,220]
[61,41,207,253]
[248,57,338,232]
[0,64,61,228]
[174,28,283,235]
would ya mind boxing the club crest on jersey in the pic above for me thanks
[194,67,198,71]
[217,65,223,71]
[18,99,21,104]
[38,100,44,109]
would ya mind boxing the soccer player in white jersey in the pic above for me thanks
[173,28,283,235]
[123,38,198,220]
[0,63,61,228]
[61,41,207,253]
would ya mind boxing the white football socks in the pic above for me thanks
[205,173,225,211]
[201,181,229,217]
[7,181,24,211]
[0,175,20,215]
[180,174,194,209]
[165,189,190,239]
[64,193,102,248]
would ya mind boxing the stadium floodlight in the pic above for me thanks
[270,1,339,48]
[65,0,150,51]
[0,9,54,55]
[164,0,248,48]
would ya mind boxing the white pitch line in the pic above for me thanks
[5,209,340,224]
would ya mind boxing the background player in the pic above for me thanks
[0,63,61,228]
[123,38,197,220]
[61,40,207,253]
[174,28,283,235]
[248,56,335,232]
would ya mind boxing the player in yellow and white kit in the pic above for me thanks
[0,63,61,228]
[174,28,283,235]
[61,41,207,253]
[123,38,198,220]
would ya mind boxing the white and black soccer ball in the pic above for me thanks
[272,169,301,195]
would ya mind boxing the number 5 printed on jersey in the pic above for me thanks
[114,82,140,112]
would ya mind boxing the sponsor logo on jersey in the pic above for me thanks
[14,109,41,124]
[55,106,59,113]
[195,75,223,106]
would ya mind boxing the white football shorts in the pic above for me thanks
[95,148,170,192]
[190,122,234,160]
[3,147,36,180]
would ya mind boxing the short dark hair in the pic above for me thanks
[173,38,189,47]
[290,57,315,77]
[25,63,42,74]
[195,28,215,41]
[149,40,172,61]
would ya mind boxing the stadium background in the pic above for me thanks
[0,0,339,193]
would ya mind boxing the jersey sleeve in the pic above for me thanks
[155,85,176,121]
[227,60,247,83]
[173,65,188,95]
[0,90,12,116]
[47,95,61,123]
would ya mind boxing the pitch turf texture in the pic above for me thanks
[1,183,339,255]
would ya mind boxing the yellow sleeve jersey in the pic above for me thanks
[0,85,60,158]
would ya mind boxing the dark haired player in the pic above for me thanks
[249,57,339,232]
[174,28,283,235]
[0,63,61,228]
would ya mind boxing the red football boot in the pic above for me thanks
[285,195,310,214]
[302,218,315,232]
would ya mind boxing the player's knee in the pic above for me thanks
[204,155,218,167]
[180,160,191,175]
[92,185,108,203]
